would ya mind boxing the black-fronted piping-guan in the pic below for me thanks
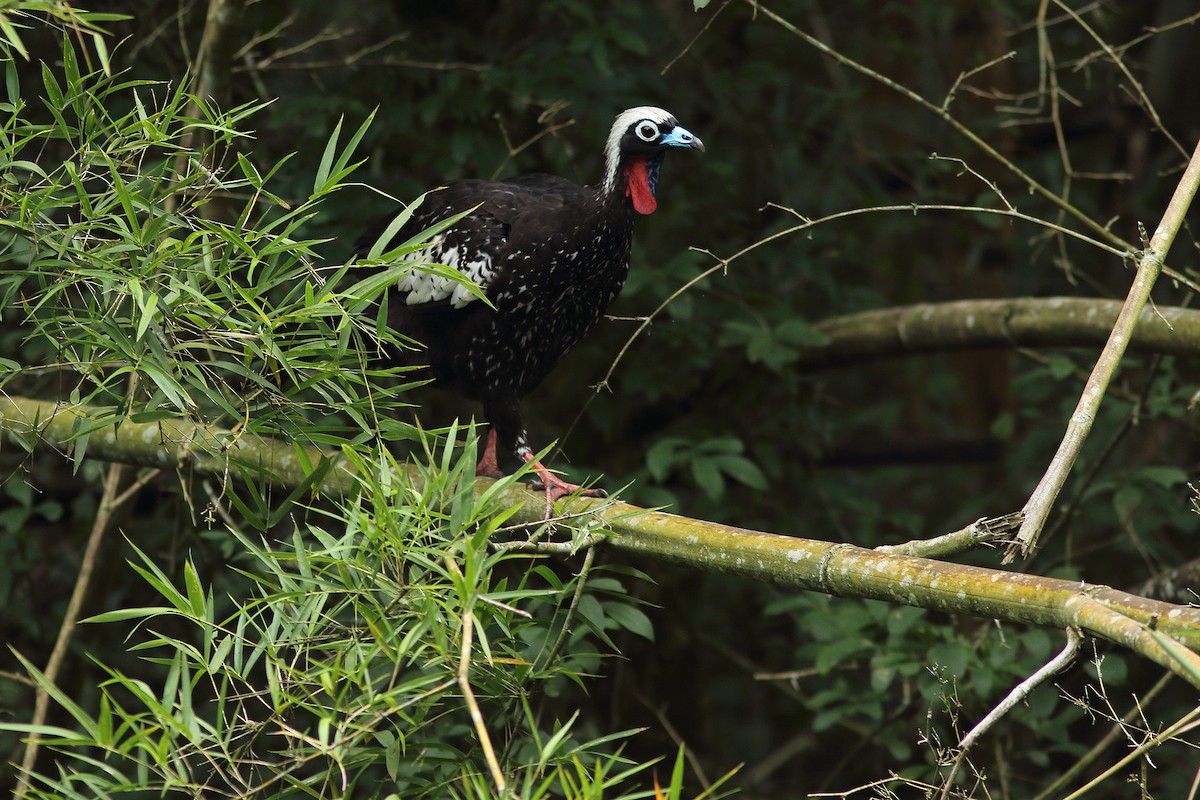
[357,107,704,516]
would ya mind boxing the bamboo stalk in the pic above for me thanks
[5,395,1200,686]
[1009,138,1200,560]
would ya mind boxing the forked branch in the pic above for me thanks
[1009,138,1200,560]
[4,396,1200,689]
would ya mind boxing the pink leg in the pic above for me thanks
[522,451,608,519]
[475,430,506,479]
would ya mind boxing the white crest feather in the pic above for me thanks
[602,106,676,194]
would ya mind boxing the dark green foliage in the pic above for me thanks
[7,433,665,798]
[4,1,1200,798]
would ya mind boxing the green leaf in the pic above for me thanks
[1132,466,1188,488]
[129,409,180,423]
[83,606,175,624]
[814,635,869,673]
[10,650,101,741]
[714,454,768,490]
[690,457,724,500]
[360,193,432,260]
[576,593,618,650]
[91,31,111,75]
[1112,486,1143,521]
[928,640,971,676]
[991,410,1016,440]
[700,435,744,455]
[140,361,194,410]
[183,560,206,618]
[1046,355,1075,380]
[645,437,684,481]
[604,603,654,641]
[537,710,580,770]
[314,116,344,194]
[1021,630,1055,660]
[0,14,28,59]
[135,289,159,343]
[777,317,829,347]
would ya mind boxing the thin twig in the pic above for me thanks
[1050,0,1189,160]
[538,546,596,670]
[941,50,1017,112]
[1033,672,1173,800]
[559,198,1137,452]
[446,558,507,794]
[1066,10,1200,71]
[14,462,127,800]
[491,105,575,181]
[1060,699,1200,800]
[1038,0,1082,286]
[641,695,712,789]
[752,1,1129,253]
[938,628,1083,800]
[929,154,1016,212]
[661,0,733,75]
[1009,137,1200,561]
[111,468,162,508]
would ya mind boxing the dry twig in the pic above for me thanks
[1009,138,1200,560]
[445,558,507,794]
[937,628,1083,800]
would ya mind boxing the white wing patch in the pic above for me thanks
[398,234,496,308]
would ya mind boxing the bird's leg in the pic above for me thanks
[475,429,507,479]
[519,448,609,519]
[486,405,606,518]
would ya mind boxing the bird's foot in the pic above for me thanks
[475,430,507,479]
[475,461,507,479]
[523,455,607,519]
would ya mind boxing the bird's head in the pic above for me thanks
[603,106,704,214]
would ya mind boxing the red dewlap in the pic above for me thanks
[624,158,657,215]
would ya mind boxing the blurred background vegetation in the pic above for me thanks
[3,0,1200,796]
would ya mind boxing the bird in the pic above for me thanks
[357,106,703,517]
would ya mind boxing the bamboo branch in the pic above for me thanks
[1009,138,1200,561]
[799,297,1200,369]
[876,513,1020,559]
[5,396,1200,687]
[446,558,507,795]
[14,462,126,800]
[460,610,506,793]
[0,395,360,497]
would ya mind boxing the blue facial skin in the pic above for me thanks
[647,125,703,194]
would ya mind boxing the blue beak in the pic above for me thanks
[661,125,704,152]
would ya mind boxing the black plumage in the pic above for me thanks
[357,107,703,515]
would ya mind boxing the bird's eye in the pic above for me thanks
[635,121,659,142]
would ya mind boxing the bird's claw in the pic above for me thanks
[530,478,608,500]
[529,472,606,519]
